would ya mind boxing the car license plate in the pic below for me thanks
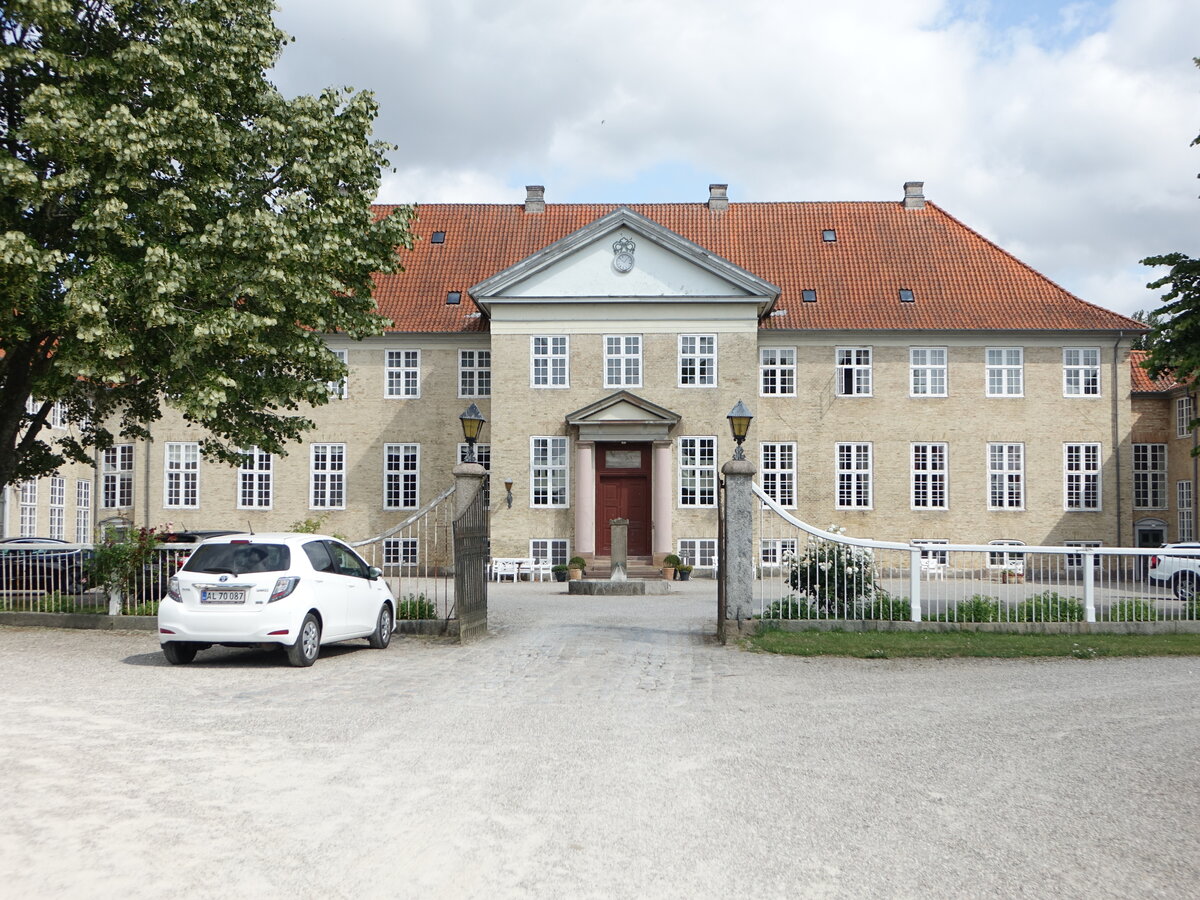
[201,589,247,605]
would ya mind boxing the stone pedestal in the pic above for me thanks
[721,457,757,622]
[610,518,629,579]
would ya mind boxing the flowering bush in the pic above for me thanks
[783,527,880,617]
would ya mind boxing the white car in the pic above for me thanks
[1148,542,1200,601]
[157,533,395,666]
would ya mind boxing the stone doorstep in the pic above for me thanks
[568,580,672,595]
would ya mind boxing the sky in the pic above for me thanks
[270,0,1199,319]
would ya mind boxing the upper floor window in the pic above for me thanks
[1064,443,1101,510]
[836,348,872,396]
[1177,395,1195,439]
[327,349,348,399]
[384,443,420,510]
[531,437,568,507]
[310,443,346,509]
[1063,348,1100,396]
[911,443,948,509]
[910,348,947,397]
[986,348,1023,397]
[385,349,420,398]
[238,447,273,509]
[459,349,492,398]
[679,335,716,387]
[1132,443,1167,509]
[102,445,134,509]
[604,336,642,388]
[760,442,796,508]
[164,442,200,509]
[531,336,569,388]
[760,348,796,396]
[988,443,1024,510]
[679,437,717,506]
[836,442,872,509]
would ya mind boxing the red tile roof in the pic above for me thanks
[369,200,1142,334]
[1129,350,1181,394]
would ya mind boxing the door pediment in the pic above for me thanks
[566,391,681,442]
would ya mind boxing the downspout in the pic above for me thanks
[1,484,8,538]
[1112,333,1124,545]
[143,436,153,529]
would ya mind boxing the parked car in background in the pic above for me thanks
[157,533,396,667]
[1148,543,1200,600]
[0,538,91,594]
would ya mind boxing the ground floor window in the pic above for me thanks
[759,538,797,566]
[19,480,37,536]
[678,538,717,568]
[75,479,91,543]
[987,540,1025,570]
[530,539,568,566]
[913,538,948,565]
[1179,481,1194,542]
[1064,541,1102,569]
[383,537,418,568]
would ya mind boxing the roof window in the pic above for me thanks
[431,231,445,244]
[446,291,462,305]
[822,229,836,242]
[899,289,915,302]
[802,289,817,303]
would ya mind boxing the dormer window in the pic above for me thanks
[802,289,817,303]
[431,231,446,244]
[822,229,836,242]
[899,289,915,302]
[446,291,462,305]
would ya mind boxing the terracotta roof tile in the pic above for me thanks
[369,200,1142,334]
[1130,349,1181,393]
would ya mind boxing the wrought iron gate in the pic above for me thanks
[454,483,488,641]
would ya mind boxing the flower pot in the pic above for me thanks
[568,567,583,581]
[678,570,691,581]
[662,567,675,580]
[553,570,568,582]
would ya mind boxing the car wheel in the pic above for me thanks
[1173,573,1199,602]
[162,642,199,665]
[368,603,393,649]
[287,613,321,667]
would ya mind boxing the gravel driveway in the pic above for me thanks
[1,580,1197,898]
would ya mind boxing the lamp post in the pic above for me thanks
[459,402,486,463]
[726,400,753,460]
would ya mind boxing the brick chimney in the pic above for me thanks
[525,185,545,214]
[707,183,729,211]
[903,181,925,209]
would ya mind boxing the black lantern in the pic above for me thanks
[727,400,753,460]
[459,403,486,463]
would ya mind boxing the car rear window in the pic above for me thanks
[182,543,290,574]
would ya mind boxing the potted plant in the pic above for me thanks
[567,556,587,580]
[676,563,694,581]
[551,564,569,582]
[662,553,682,580]
[1002,568,1024,584]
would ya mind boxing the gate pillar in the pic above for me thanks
[453,461,488,642]
[721,457,757,625]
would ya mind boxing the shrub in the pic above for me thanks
[766,595,819,620]
[950,594,1002,622]
[784,532,878,617]
[568,556,587,571]
[865,593,913,621]
[86,526,164,604]
[1099,600,1161,622]
[397,593,437,619]
[663,554,682,568]
[1015,591,1085,622]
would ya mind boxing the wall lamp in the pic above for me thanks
[727,400,753,460]
[504,478,514,508]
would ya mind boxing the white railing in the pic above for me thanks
[753,484,1200,624]
[351,485,456,620]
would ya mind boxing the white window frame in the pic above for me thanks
[836,442,872,509]
[988,443,1025,510]
[530,437,568,508]
[909,348,948,397]
[1177,395,1195,439]
[385,349,421,398]
[327,349,348,399]
[1064,442,1102,511]
[1064,540,1103,570]
[760,347,797,397]
[19,480,37,537]
[678,335,716,387]
[1063,348,1101,397]
[75,479,92,544]
[310,443,346,510]
[678,538,717,568]
[530,539,569,567]
[458,349,492,398]
[913,539,949,565]
[238,447,273,510]
[102,445,134,509]
[836,347,872,397]
[48,476,65,540]
[1133,443,1168,510]
[760,442,796,508]
[164,442,200,509]
[678,436,717,507]
[603,335,642,388]
[911,443,948,510]
[383,537,418,568]
[384,443,420,510]
[1179,481,1194,542]
[986,347,1024,397]
[531,336,569,388]
[987,540,1026,570]
[760,538,798,567]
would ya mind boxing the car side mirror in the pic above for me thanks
[368,566,383,581]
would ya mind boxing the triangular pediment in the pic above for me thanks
[469,208,779,315]
[566,391,682,442]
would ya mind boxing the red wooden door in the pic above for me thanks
[595,444,652,556]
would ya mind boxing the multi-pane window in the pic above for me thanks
[760,442,796,508]
[911,443,948,509]
[458,443,491,507]
[48,476,65,540]
[327,349,348,399]
[987,540,1026,569]
[385,349,420,397]
[1177,395,1195,439]
[164,442,200,508]
[1065,541,1103,570]
[679,437,716,507]
[1179,481,1194,542]
[530,539,568,567]
[988,443,1024,509]
[909,348,947,397]
[531,437,568,507]
[986,348,1024,397]
[75,479,91,543]
[1063,348,1100,396]
[836,442,872,509]
[678,539,717,567]
[914,539,949,565]
[760,538,798,567]
[836,348,872,396]
[604,336,642,388]
[310,443,346,509]
[459,349,492,397]
[383,538,418,568]
[238,447,273,509]
[50,402,66,429]
[1064,443,1101,510]
[1133,443,1167,509]
[19,480,37,536]
[679,335,716,387]
[531,336,569,387]
[384,443,420,510]
[102,445,134,509]
[760,348,796,396]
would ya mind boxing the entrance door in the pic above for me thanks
[1135,521,1167,578]
[596,443,651,556]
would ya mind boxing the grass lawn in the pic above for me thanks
[747,627,1200,659]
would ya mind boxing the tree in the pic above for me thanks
[1140,57,1200,387]
[1129,308,1164,351]
[0,0,415,490]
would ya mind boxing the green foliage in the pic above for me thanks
[86,526,163,599]
[865,593,913,621]
[765,595,818,620]
[0,0,416,488]
[568,556,587,571]
[396,593,436,619]
[289,514,329,534]
[1014,591,1085,623]
[676,564,694,574]
[785,534,879,617]
[662,554,682,568]
[1099,600,1161,622]
[943,594,1002,622]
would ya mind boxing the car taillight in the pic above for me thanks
[269,576,300,603]
[167,576,182,603]
[1150,555,1160,569]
